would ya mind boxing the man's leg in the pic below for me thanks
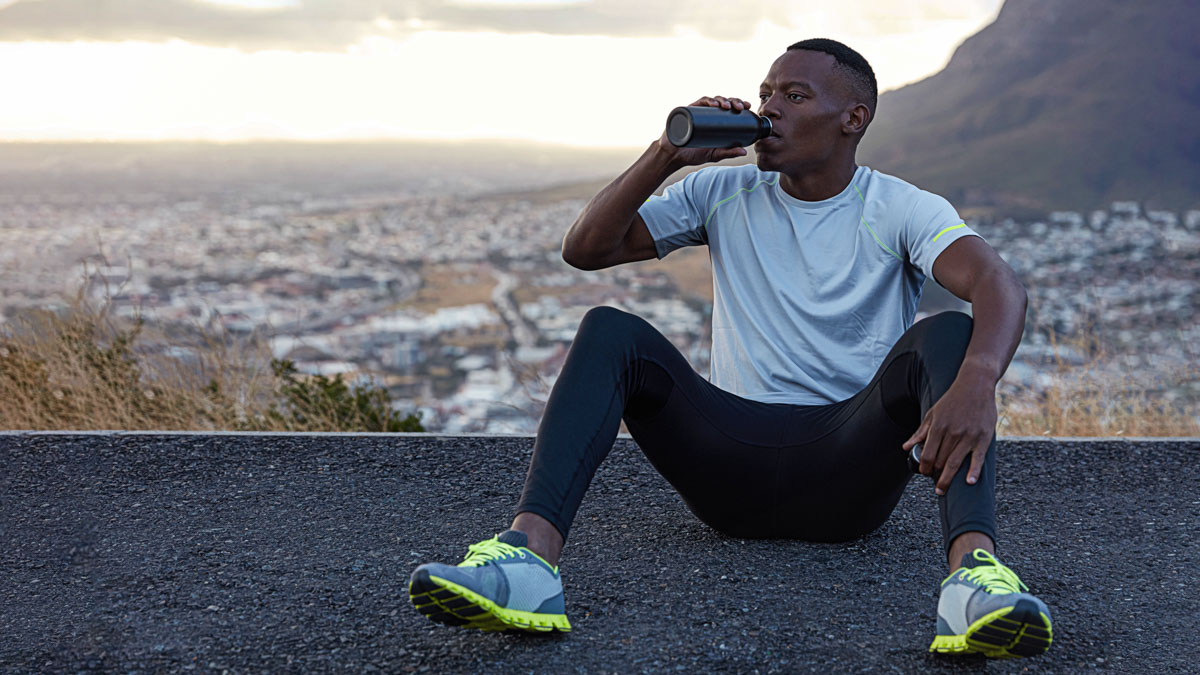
[512,310,999,555]
[510,512,563,567]
[411,306,796,632]
[947,531,994,572]
[872,311,999,569]
[866,311,1051,658]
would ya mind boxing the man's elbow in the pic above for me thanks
[561,222,597,270]
[562,245,599,271]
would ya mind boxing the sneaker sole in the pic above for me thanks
[929,599,1052,658]
[408,568,571,633]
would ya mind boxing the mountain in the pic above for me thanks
[857,0,1200,212]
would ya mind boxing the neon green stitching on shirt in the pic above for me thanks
[702,176,781,229]
[931,223,966,244]
[853,184,904,261]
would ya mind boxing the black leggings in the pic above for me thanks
[515,306,997,557]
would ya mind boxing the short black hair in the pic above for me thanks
[787,38,877,123]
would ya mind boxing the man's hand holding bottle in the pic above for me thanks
[654,96,757,168]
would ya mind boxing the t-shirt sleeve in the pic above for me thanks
[637,169,712,260]
[903,190,984,281]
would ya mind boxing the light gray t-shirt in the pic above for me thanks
[638,163,982,406]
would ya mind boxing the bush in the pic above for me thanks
[263,359,423,433]
[0,304,213,430]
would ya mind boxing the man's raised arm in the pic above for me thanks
[561,96,753,271]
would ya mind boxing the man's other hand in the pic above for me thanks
[655,96,754,167]
[901,369,998,495]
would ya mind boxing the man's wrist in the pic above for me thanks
[957,357,1003,386]
[644,140,686,175]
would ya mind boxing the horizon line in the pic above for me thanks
[0,136,648,150]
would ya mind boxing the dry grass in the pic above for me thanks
[996,314,1199,436]
[1,286,272,431]
[0,268,418,432]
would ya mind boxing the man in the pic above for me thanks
[409,38,1053,659]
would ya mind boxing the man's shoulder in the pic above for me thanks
[859,166,949,207]
[859,168,964,231]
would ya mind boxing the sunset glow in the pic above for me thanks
[0,1,1003,145]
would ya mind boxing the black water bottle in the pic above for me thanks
[665,106,772,148]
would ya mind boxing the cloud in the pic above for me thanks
[842,0,1002,34]
[0,0,793,50]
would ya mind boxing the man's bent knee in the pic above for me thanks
[574,305,659,351]
[578,305,648,337]
[910,310,973,342]
[906,310,974,368]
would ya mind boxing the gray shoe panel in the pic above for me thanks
[936,575,978,635]
[499,557,564,613]
[973,590,1051,623]
[533,591,566,615]
[935,613,955,636]
[419,562,510,607]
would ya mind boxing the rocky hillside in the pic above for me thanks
[858,0,1200,212]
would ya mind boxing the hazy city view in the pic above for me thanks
[3,142,1198,432]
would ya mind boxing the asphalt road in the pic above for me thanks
[1,432,1197,673]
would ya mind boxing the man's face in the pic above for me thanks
[754,49,854,174]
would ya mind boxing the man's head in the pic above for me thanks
[787,39,877,124]
[753,39,877,175]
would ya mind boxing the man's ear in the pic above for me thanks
[843,103,871,135]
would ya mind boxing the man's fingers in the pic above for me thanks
[713,147,748,159]
[689,96,750,110]
[919,424,943,477]
[966,436,989,485]
[935,438,968,495]
[707,147,747,162]
[936,434,990,494]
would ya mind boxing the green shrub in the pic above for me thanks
[262,359,424,432]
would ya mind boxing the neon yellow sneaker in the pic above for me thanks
[930,549,1052,658]
[408,530,570,633]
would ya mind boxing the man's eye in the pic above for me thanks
[788,93,805,101]
[758,93,770,101]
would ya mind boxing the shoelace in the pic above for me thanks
[961,549,1029,595]
[457,536,524,568]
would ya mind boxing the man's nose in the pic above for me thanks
[758,94,782,120]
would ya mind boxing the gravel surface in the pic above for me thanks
[1,432,1197,673]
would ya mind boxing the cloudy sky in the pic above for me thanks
[0,0,1004,145]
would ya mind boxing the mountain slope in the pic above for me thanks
[858,0,1200,211]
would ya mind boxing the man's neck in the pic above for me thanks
[778,158,859,202]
